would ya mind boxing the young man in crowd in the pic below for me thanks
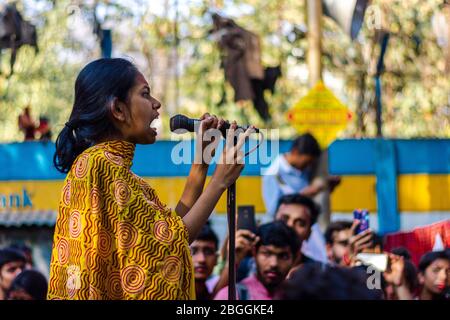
[215,193,327,295]
[274,194,321,266]
[262,133,340,263]
[325,220,375,266]
[0,247,26,300]
[324,220,415,299]
[213,193,320,295]
[190,224,220,300]
[262,134,326,262]
[325,220,354,266]
[263,134,322,215]
[214,221,300,300]
[418,250,450,300]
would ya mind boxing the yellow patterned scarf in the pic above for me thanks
[48,140,195,300]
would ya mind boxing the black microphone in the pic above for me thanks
[170,114,259,137]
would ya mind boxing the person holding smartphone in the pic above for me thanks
[214,222,300,300]
[325,219,375,266]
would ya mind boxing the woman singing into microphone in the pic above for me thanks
[48,58,251,300]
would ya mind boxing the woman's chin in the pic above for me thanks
[133,135,156,145]
[139,129,157,144]
[146,134,157,144]
[140,137,156,144]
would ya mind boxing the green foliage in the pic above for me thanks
[0,0,84,141]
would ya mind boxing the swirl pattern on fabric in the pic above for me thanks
[48,140,194,300]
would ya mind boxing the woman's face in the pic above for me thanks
[420,258,450,295]
[122,72,161,144]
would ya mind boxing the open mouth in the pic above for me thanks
[149,115,160,135]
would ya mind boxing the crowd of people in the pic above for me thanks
[186,133,449,301]
[1,221,448,301]
[0,132,449,300]
[190,221,449,300]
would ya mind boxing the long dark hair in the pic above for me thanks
[54,58,139,173]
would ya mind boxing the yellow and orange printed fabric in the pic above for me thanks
[47,140,194,300]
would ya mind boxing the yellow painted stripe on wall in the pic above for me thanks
[0,174,449,214]
[398,174,450,211]
[148,177,380,213]
[144,177,267,214]
[0,178,268,214]
[329,175,377,212]
[329,175,450,212]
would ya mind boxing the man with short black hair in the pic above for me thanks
[190,224,219,300]
[263,134,322,216]
[275,194,320,266]
[263,133,334,263]
[418,250,449,300]
[0,247,26,300]
[214,221,300,300]
[325,220,353,266]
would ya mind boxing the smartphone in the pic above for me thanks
[355,253,388,272]
[353,209,370,234]
[237,205,257,234]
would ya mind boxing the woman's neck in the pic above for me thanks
[420,287,435,300]
[94,133,126,145]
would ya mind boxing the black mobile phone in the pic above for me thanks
[237,205,257,234]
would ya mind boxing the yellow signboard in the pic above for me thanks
[286,81,352,148]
